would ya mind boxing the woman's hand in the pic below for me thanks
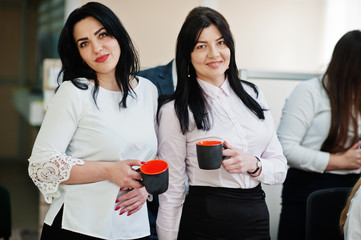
[107,160,145,189]
[62,159,145,187]
[221,141,259,174]
[327,142,361,171]
[114,187,148,216]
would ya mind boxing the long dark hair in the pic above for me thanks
[321,30,361,153]
[162,7,265,134]
[57,2,139,108]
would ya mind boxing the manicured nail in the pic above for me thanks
[119,210,125,215]
[141,161,147,165]
[127,212,132,216]
[115,206,121,211]
[115,199,119,203]
[119,187,125,191]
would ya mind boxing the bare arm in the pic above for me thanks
[63,159,144,189]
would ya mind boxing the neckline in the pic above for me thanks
[89,77,141,93]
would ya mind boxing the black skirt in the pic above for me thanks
[41,206,149,240]
[177,184,270,240]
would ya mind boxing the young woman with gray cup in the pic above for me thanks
[156,6,287,240]
[28,2,157,239]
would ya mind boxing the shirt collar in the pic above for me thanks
[197,77,231,99]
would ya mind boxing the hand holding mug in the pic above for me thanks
[109,159,144,189]
[137,159,169,194]
[221,141,259,174]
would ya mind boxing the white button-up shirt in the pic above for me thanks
[156,78,287,240]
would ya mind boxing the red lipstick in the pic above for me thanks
[95,54,109,63]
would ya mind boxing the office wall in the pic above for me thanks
[219,0,326,73]
[78,0,327,72]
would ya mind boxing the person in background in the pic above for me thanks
[156,6,287,240]
[139,60,176,96]
[340,176,361,239]
[277,30,361,240]
[28,2,158,239]
[138,61,176,240]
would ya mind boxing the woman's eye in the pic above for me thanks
[99,32,108,38]
[79,42,88,48]
[196,45,206,49]
[218,40,226,45]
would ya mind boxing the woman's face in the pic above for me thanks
[190,24,230,86]
[73,16,121,79]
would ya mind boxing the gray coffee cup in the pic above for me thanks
[196,141,225,170]
[137,159,169,194]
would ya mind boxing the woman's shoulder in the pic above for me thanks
[160,100,175,111]
[136,76,158,95]
[286,77,323,101]
[57,78,91,93]
[53,78,92,104]
[137,76,156,89]
[296,77,322,93]
[47,79,91,110]
[158,100,176,118]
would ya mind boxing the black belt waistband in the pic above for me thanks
[188,184,263,200]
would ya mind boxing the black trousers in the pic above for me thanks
[41,206,149,240]
[177,185,270,240]
[278,168,360,240]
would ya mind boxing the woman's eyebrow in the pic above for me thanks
[196,36,223,44]
[76,27,105,43]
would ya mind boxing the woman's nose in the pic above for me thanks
[208,45,220,59]
[93,40,103,54]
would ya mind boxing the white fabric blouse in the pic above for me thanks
[344,186,361,240]
[277,77,361,174]
[156,78,287,240]
[28,77,158,239]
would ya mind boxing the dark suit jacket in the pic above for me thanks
[138,60,174,96]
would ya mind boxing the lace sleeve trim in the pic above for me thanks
[28,153,84,203]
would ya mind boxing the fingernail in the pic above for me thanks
[119,210,125,215]
[141,161,147,165]
[127,212,132,216]
[119,187,125,191]
[115,199,119,203]
[115,206,121,211]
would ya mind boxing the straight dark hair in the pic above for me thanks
[161,7,265,134]
[57,2,139,108]
[321,30,361,153]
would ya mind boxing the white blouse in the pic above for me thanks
[277,77,361,174]
[156,78,287,240]
[344,186,361,239]
[28,77,158,239]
